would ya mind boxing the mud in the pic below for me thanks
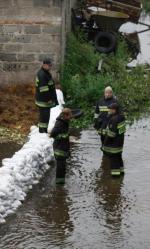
[0,142,21,167]
[0,83,38,135]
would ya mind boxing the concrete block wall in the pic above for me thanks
[0,0,76,84]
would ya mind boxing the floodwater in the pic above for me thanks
[0,117,150,249]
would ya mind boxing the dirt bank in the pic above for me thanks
[0,83,38,142]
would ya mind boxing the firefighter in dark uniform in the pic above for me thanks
[102,103,126,176]
[35,58,58,133]
[94,86,118,145]
[50,108,72,184]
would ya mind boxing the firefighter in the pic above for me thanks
[94,86,118,145]
[102,103,126,176]
[35,58,58,133]
[50,108,72,184]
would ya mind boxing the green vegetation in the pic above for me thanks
[143,0,150,13]
[0,126,25,144]
[61,33,150,128]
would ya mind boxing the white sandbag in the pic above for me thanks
[48,89,65,133]
[0,126,54,223]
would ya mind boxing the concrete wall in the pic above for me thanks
[0,0,76,84]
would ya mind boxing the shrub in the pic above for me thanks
[61,33,150,128]
[143,0,150,12]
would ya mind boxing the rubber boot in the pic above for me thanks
[56,159,66,184]
[56,178,65,184]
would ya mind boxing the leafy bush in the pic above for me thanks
[61,33,150,128]
[143,0,150,12]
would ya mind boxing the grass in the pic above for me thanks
[61,33,150,128]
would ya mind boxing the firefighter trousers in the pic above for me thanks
[109,153,124,175]
[56,158,66,179]
[38,107,50,133]
[100,135,105,145]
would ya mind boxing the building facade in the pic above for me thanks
[0,0,76,84]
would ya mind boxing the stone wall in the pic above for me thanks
[0,0,76,84]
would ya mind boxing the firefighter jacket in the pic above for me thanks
[102,113,126,155]
[35,67,58,108]
[51,115,70,159]
[94,96,118,136]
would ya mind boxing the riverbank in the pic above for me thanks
[61,32,150,128]
[0,126,26,144]
[0,83,38,143]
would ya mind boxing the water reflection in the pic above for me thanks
[0,166,74,249]
[95,156,124,246]
[37,187,74,243]
[1,118,150,248]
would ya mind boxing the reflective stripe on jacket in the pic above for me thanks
[102,114,126,155]
[51,114,70,159]
[94,96,118,131]
[35,67,58,108]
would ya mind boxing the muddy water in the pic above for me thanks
[0,117,150,249]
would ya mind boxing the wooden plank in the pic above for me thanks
[108,0,141,11]
[86,0,141,7]
[86,0,142,21]
[113,0,141,7]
